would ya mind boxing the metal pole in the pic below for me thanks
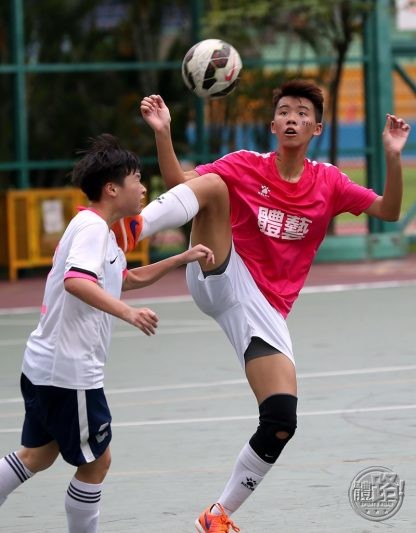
[11,0,29,189]
[363,0,394,233]
[190,0,208,163]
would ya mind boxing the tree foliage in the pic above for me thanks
[203,0,374,164]
[1,0,191,188]
[1,0,377,190]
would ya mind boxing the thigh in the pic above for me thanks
[58,388,112,466]
[187,174,232,270]
[20,373,54,448]
[186,247,294,369]
[245,353,297,405]
[33,382,112,467]
[17,441,60,473]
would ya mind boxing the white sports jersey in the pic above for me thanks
[23,208,126,389]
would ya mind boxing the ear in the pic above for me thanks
[270,120,276,134]
[104,182,119,198]
[312,122,323,137]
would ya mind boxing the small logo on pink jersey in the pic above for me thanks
[258,185,270,198]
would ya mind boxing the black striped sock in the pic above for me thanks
[65,477,102,532]
[67,480,101,504]
[0,452,33,505]
[4,452,31,483]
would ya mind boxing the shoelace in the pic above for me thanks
[220,515,240,532]
[215,504,240,532]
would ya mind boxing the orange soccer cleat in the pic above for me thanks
[111,215,143,253]
[195,503,240,533]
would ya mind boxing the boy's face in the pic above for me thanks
[271,96,322,148]
[119,171,147,216]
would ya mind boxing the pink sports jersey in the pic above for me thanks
[196,150,378,317]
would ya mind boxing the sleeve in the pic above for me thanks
[331,170,379,217]
[64,222,108,282]
[195,152,240,185]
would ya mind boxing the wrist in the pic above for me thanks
[154,123,171,136]
[384,147,401,159]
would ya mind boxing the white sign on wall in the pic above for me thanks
[396,0,416,30]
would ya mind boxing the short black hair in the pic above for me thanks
[272,79,324,123]
[71,134,140,201]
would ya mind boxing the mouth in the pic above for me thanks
[284,128,297,136]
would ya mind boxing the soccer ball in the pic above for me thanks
[181,39,242,99]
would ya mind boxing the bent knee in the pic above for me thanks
[102,450,112,472]
[202,172,226,189]
[18,443,59,473]
[276,430,291,440]
[95,449,112,476]
[77,449,112,484]
[197,173,229,204]
[249,393,297,463]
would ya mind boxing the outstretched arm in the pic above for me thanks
[140,95,198,188]
[122,243,214,290]
[365,114,411,221]
[64,278,158,336]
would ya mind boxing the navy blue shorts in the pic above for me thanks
[20,373,112,467]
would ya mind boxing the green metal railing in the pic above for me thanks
[2,0,415,224]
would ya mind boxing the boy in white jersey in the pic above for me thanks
[114,79,410,532]
[0,134,214,533]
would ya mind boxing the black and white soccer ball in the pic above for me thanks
[181,39,242,99]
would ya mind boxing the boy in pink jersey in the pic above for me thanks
[128,80,410,532]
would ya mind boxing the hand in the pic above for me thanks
[383,114,411,155]
[140,95,171,132]
[181,244,215,266]
[126,306,159,336]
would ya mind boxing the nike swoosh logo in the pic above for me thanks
[96,431,109,444]
[225,62,237,81]
[110,256,118,264]
[129,219,140,241]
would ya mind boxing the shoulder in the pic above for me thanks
[217,150,273,165]
[306,159,346,180]
[221,149,272,160]
[71,209,108,231]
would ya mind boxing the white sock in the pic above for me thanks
[0,452,33,506]
[65,477,102,533]
[213,442,273,516]
[140,183,199,239]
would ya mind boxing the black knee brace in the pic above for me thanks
[249,393,297,464]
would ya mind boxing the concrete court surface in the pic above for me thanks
[1,276,416,532]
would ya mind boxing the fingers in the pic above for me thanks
[133,308,159,336]
[385,113,411,132]
[204,249,215,264]
[140,95,164,114]
[189,244,215,264]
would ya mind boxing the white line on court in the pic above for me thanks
[112,403,416,427]
[300,279,416,294]
[0,324,220,347]
[1,403,415,433]
[1,364,416,403]
[1,278,415,316]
